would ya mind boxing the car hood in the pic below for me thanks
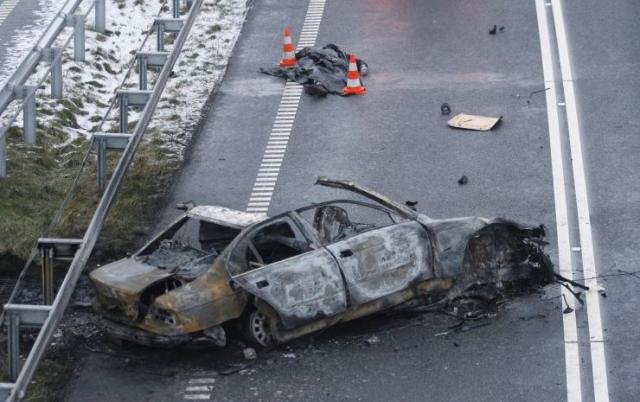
[90,257,173,296]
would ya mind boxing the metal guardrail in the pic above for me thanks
[0,0,105,177]
[0,0,204,399]
[0,0,169,328]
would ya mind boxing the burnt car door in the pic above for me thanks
[227,215,348,329]
[301,202,433,306]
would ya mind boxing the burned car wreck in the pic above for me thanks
[90,178,554,347]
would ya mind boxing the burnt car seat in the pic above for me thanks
[313,205,355,243]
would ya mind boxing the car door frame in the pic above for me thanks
[225,212,349,329]
[294,201,434,307]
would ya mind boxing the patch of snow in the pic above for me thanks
[0,0,59,87]
[2,0,249,171]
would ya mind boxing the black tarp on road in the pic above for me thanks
[260,44,368,96]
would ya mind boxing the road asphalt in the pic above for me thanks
[65,0,639,401]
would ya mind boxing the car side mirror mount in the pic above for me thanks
[176,200,196,211]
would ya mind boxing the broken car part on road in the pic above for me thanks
[261,44,368,96]
[447,113,503,131]
[90,178,554,348]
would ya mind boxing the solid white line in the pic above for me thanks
[550,1,610,401]
[534,1,582,401]
[183,395,211,400]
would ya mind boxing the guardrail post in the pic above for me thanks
[173,0,180,18]
[117,90,151,133]
[154,19,184,52]
[93,133,132,190]
[13,86,37,145]
[136,52,169,90]
[138,55,148,90]
[40,247,54,305]
[7,311,20,381]
[95,0,106,34]
[37,239,83,305]
[156,20,165,52]
[51,48,63,98]
[42,48,64,99]
[118,92,129,133]
[66,14,85,62]
[4,305,52,382]
[96,136,107,189]
[0,127,6,179]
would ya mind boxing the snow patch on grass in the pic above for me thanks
[0,0,58,87]
[0,0,249,259]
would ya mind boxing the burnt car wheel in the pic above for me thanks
[244,310,273,347]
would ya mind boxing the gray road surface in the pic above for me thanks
[65,0,639,401]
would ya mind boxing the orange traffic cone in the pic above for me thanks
[343,54,366,95]
[279,27,297,68]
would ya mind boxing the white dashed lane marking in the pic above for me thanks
[182,0,327,399]
[183,377,215,400]
[0,0,19,24]
[246,0,326,215]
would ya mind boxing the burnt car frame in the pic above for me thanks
[90,178,553,347]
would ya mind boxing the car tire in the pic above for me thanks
[243,309,274,347]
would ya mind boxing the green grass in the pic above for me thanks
[0,119,179,262]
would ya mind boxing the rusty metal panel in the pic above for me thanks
[326,221,433,305]
[232,248,347,329]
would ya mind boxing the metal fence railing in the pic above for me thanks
[0,0,203,399]
[0,0,105,177]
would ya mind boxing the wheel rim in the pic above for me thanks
[250,311,272,346]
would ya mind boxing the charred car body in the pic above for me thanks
[90,178,553,347]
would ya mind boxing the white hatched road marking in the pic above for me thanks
[187,0,325,398]
[183,395,211,400]
[0,0,18,25]
[188,378,216,385]
[535,1,582,400]
[183,377,215,399]
[536,0,610,401]
[245,0,326,217]
[186,386,214,392]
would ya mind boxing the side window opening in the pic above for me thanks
[298,202,405,244]
[199,222,241,253]
[227,217,312,275]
